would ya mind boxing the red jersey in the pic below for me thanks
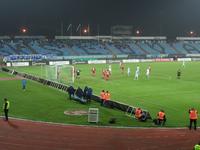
[189,110,198,120]
[92,67,96,73]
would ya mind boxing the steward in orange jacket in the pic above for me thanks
[135,108,142,120]
[105,91,110,101]
[100,90,105,105]
[103,91,111,106]
[189,108,198,130]
[157,110,166,126]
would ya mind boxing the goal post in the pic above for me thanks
[57,65,75,84]
[42,65,75,84]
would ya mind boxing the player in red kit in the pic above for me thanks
[120,63,125,74]
[91,67,96,76]
[104,69,110,80]
[102,69,105,79]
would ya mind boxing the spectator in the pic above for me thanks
[140,111,148,122]
[67,86,75,100]
[75,87,84,98]
[74,87,86,104]
[83,86,89,99]
[86,87,93,102]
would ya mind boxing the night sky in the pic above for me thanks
[0,0,200,36]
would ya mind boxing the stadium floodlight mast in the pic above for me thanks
[66,24,73,36]
[75,24,90,36]
[76,24,81,36]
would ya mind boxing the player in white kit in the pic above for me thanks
[127,67,131,76]
[146,68,150,79]
[108,65,112,74]
[134,65,140,80]
[182,61,185,68]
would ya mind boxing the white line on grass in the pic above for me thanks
[0,116,191,130]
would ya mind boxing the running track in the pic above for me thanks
[0,119,199,150]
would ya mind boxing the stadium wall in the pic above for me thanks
[6,53,200,64]
[6,57,198,67]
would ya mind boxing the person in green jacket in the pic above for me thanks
[3,98,10,121]
[194,142,200,150]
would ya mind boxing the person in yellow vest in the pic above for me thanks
[135,108,142,120]
[194,142,200,150]
[3,98,10,121]
[189,108,198,130]
[157,109,166,126]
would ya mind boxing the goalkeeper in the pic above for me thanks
[76,69,81,79]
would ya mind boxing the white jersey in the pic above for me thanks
[127,67,131,76]
[148,66,151,72]
[109,65,112,72]
[119,62,122,67]
[134,69,139,80]
[146,68,150,76]
[182,61,185,67]
[136,69,139,75]
[136,66,140,75]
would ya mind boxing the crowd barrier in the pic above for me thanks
[91,95,152,120]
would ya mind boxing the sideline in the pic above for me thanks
[0,116,191,130]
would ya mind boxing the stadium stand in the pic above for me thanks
[1,36,200,58]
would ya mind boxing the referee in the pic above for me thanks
[3,98,10,121]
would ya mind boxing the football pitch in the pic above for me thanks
[1,61,200,127]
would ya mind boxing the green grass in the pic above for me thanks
[0,71,150,127]
[0,71,13,77]
[4,61,200,127]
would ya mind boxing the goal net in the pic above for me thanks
[42,65,75,84]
